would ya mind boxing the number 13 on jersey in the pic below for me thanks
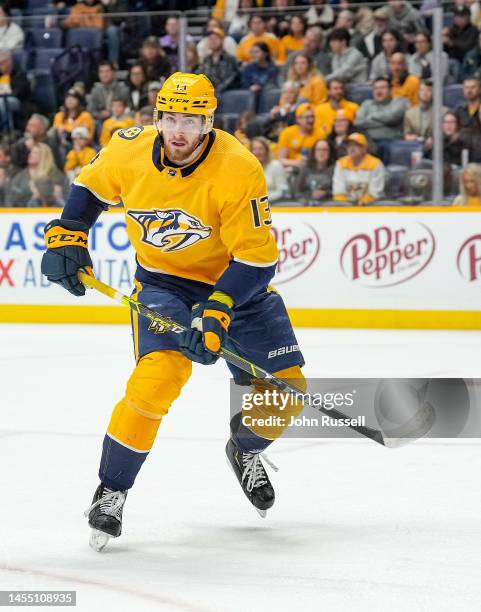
[250,196,272,229]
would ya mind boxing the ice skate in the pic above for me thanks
[225,438,277,518]
[84,483,127,552]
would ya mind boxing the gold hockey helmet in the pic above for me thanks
[154,72,217,133]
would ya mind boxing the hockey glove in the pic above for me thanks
[179,293,233,365]
[41,219,93,296]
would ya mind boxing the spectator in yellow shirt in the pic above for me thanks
[99,99,135,147]
[287,51,327,105]
[278,102,327,169]
[453,164,481,206]
[333,132,385,205]
[53,88,95,143]
[236,15,280,63]
[64,126,97,182]
[278,15,307,64]
[389,52,420,107]
[315,78,359,136]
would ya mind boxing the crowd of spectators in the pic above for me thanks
[1,0,481,207]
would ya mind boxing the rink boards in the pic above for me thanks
[0,206,480,329]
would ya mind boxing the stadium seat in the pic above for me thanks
[217,90,256,114]
[66,28,103,53]
[12,49,28,71]
[443,12,454,28]
[345,85,373,104]
[443,84,464,109]
[31,70,57,114]
[258,88,281,114]
[34,48,65,71]
[217,113,239,135]
[387,141,424,168]
[447,59,461,85]
[27,0,50,7]
[385,165,409,199]
[30,28,63,48]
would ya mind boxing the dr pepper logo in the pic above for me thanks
[457,234,481,282]
[272,222,320,284]
[340,224,435,287]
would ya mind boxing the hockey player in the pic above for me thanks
[41,73,306,550]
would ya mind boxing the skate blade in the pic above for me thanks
[89,528,110,552]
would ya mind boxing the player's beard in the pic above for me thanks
[164,136,203,164]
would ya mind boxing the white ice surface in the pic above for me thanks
[1,325,481,612]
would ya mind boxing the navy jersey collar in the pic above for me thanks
[152,130,217,177]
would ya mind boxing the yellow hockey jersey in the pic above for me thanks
[74,126,278,286]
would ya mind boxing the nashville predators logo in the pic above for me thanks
[127,208,212,252]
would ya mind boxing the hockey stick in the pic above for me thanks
[77,271,434,448]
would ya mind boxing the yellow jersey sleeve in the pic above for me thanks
[219,161,278,267]
[74,132,124,205]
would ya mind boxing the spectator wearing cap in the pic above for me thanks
[64,126,96,181]
[240,42,278,93]
[444,6,479,62]
[63,0,104,29]
[287,51,327,105]
[333,132,385,205]
[327,28,368,85]
[404,80,447,142]
[53,88,95,144]
[138,37,172,83]
[197,28,239,94]
[369,28,404,82]
[236,15,280,64]
[386,0,425,46]
[278,15,307,64]
[389,52,420,106]
[197,18,238,63]
[456,77,481,129]
[126,64,149,114]
[285,26,331,78]
[278,103,327,170]
[409,31,448,83]
[137,105,153,126]
[0,3,24,50]
[87,61,129,121]
[99,98,134,147]
[354,77,408,162]
[315,78,358,137]
[146,81,161,110]
[250,136,288,202]
[0,49,31,131]
[356,7,389,62]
